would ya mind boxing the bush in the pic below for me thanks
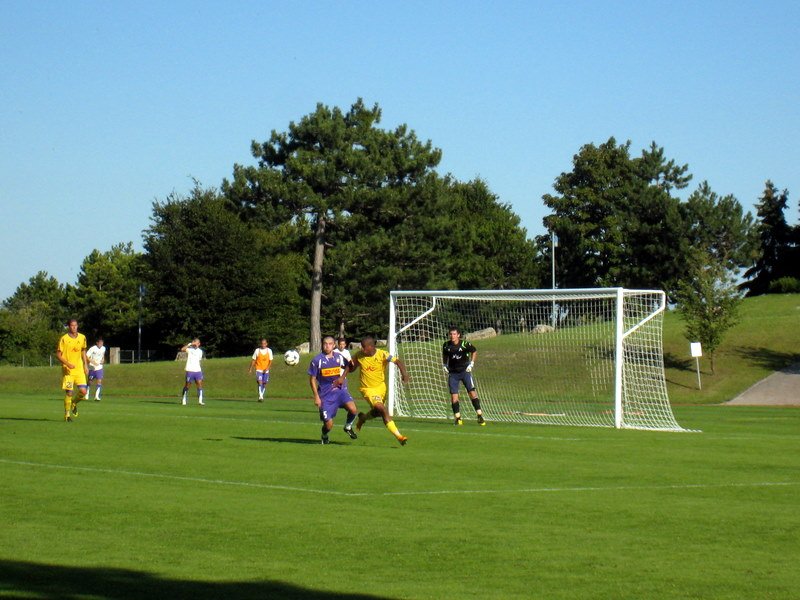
[768,277,800,294]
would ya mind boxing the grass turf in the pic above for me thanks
[1,393,798,599]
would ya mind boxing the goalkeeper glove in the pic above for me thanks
[466,361,474,373]
[442,364,449,374]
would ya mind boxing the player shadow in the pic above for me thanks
[0,559,393,599]
[232,436,342,445]
[0,416,51,422]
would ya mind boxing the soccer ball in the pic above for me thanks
[283,350,300,366]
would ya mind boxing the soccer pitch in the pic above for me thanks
[1,394,798,599]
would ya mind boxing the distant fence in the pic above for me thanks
[6,349,158,367]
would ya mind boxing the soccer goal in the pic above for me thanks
[388,288,689,432]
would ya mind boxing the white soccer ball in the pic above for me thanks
[283,350,300,366]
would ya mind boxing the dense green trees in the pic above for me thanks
[0,272,67,365]
[66,243,145,346]
[2,102,795,365]
[142,185,307,356]
[224,99,540,348]
[542,138,756,299]
[741,181,797,295]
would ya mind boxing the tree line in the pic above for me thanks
[1,100,798,366]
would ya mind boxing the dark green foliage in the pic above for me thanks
[142,185,306,355]
[0,272,67,365]
[674,251,742,375]
[741,181,795,296]
[542,138,693,293]
[66,243,146,347]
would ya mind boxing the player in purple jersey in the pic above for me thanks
[308,336,359,444]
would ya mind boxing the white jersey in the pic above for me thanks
[334,348,352,375]
[87,345,106,370]
[185,346,203,372]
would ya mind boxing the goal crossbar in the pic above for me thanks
[388,288,690,432]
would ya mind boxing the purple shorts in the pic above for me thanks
[185,371,204,384]
[318,388,354,422]
[89,369,104,381]
[256,370,270,385]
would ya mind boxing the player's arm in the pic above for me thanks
[248,354,257,373]
[441,344,449,374]
[394,357,410,384]
[309,375,322,407]
[349,356,360,373]
[55,344,74,370]
[466,342,477,371]
[180,342,190,352]
[82,348,89,373]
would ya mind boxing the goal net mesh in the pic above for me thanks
[389,289,687,431]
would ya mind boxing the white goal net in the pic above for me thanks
[388,288,688,432]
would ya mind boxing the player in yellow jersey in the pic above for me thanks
[350,335,410,445]
[55,318,89,422]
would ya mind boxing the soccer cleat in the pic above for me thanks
[199,400,205,406]
[64,415,72,422]
[70,403,78,417]
[355,412,366,432]
[321,434,330,445]
[181,397,187,406]
[344,426,357,440]
[397,435,408,446]
[454,418,463,426]
[477,414,486,426]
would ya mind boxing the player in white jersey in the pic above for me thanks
[86,337,106,401]
[180,338,205,405]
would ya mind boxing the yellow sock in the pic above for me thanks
[64,395,72,414]
[386,420,402,439]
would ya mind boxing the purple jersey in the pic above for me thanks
[308,352,349,397]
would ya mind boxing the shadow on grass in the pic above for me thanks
[232,436,343,445]
[0,559,392,600]
[0,416,51,422]
[734,347,800,372]
[664,352,693,372]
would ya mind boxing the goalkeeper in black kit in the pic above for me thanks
[442,327,486,426]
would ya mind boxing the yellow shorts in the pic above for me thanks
[360,386,387,407]
[62,369,87,391]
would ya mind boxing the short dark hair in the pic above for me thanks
[360,334,376,345]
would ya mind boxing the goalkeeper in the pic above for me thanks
[442,327,485,426]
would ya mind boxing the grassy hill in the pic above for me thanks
[0,293,798,406]
[663,293,800,404]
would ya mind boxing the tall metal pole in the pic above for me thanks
[551,231,557,328]
[137,283,144,363]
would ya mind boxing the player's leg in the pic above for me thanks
[449,374,463,425]
[181,375,189,405]
[343,400,358,439]
[319,402,336,444]
[196,377,205,405]
[94,375,103,401]
[466,375,485,425]
[371,401,407,446]
[62,375,74,421]
[70,370,88,416]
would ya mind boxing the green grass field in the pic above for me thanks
[2,294,799,598]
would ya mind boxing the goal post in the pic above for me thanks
[388,288,690,432]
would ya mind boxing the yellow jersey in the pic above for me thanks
[58,332,87,375]
[354,348,397,390]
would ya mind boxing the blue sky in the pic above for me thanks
[1,1,798,301]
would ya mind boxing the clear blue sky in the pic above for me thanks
[1,0,798,302]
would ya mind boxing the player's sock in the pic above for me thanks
[451,401,461,421]
[181,386,188,401]
[95,385,102,400]
[345,412,357,428]
[198,389,204,404]
[64,395,71,416]
[470,397,482,412]
[386,420,404,439]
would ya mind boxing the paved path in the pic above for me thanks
[726,363,800,406]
